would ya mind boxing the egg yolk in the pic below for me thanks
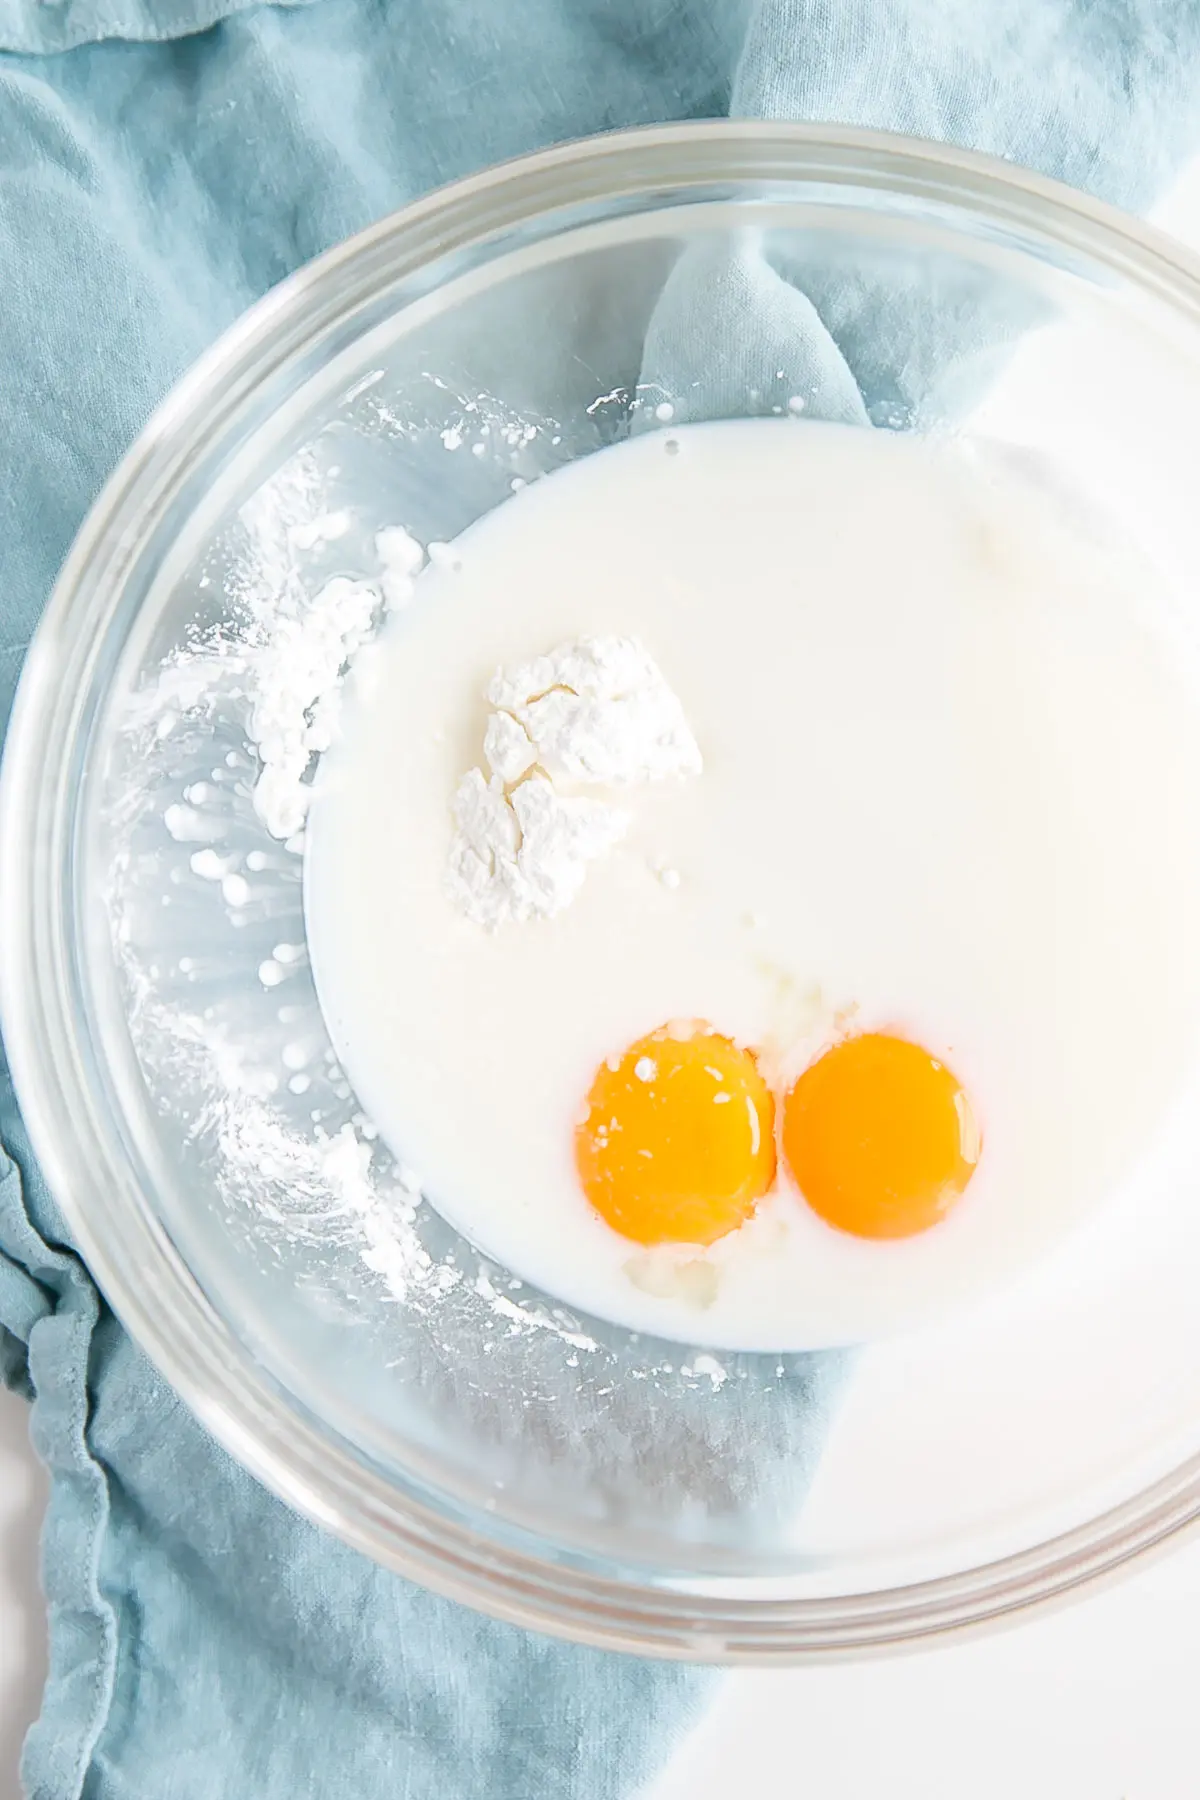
[575,1024,776,1246]
[782,1032,980,1239]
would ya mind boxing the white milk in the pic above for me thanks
[305,419,1200,1350]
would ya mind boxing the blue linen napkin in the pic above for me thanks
[4,4,1200,1798]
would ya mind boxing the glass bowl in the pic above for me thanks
[6,120,1200,1659]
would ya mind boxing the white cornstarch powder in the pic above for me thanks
[485,636,702,786]
[446,634,702,927]
[249,575,379,842]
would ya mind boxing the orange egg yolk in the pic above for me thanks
[575,1024,776,1246]
[781,1032,980,1239]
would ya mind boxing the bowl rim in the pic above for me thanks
[7,117,1200,1659]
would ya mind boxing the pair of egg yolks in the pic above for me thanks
[574,1027,980,1246]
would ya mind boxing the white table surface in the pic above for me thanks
[8,153,1200,1800]
[0,1387,47,1800]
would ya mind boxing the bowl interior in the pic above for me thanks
[13,128,1200,1648]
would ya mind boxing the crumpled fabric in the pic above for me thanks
[4,3,1200,1798]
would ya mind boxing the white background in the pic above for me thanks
[8,158,1200,1800]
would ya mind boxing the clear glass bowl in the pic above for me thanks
[6,121,1200,1658]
